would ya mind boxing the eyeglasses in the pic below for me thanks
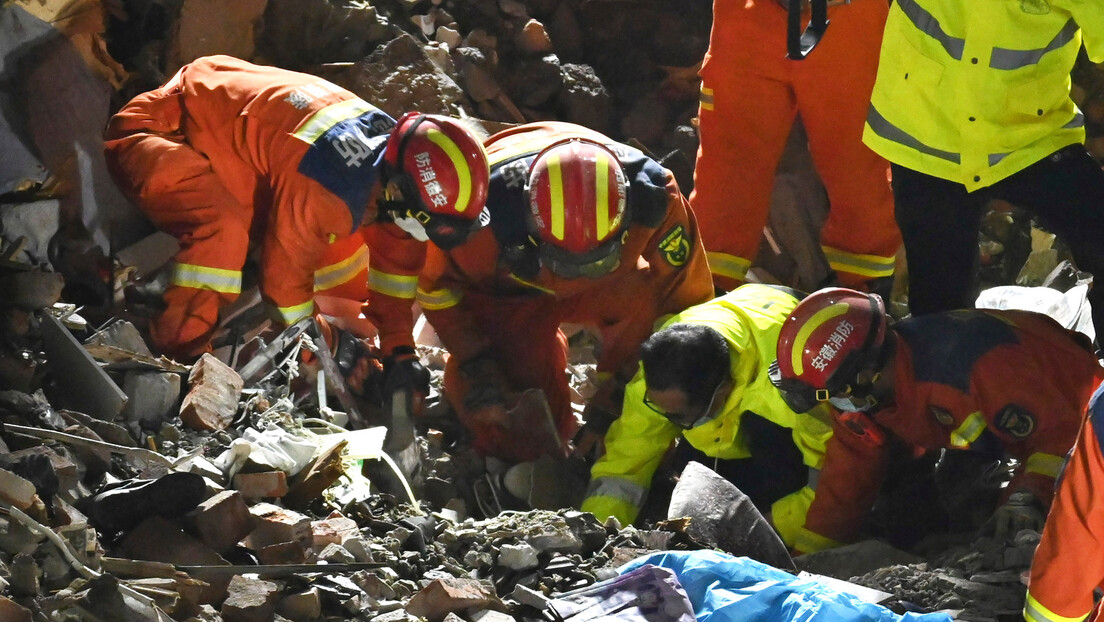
[644,381,726,430]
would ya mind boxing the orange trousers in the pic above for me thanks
[105,89,369,359]
[690,0,900,291]
[442,293,576,463]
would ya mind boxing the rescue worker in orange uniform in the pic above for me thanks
[103,56,490,373]
[769,288,1100,553]
[416,122,714,463]
[691,0,900,294]
[1024,383,1104,622]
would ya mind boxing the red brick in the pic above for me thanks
[180,354,243,431]
[244,503,311,550]
[185,490,253,553]
[0,595,32,622]
[233,470,288,501]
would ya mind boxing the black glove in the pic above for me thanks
[383,346,430,395]
[458,352,509,410]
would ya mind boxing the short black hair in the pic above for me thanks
[640,323,729,407]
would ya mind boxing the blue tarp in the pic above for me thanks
[621,550,952,622]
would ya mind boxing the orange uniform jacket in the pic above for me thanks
[417,122,714,458]
[1024,384,1104,622]
[803,310,1099,549]
[104,55,421,356]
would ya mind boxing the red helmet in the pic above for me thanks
[769,288,888,413]
[525,138,629,278]
[384,112,490,249]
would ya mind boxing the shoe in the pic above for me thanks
[82,471,206,534]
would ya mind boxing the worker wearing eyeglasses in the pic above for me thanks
[581,283,852,549]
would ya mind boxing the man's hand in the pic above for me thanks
[573,404,616,460]
[989,491,1046,538]
[383,346,430,396]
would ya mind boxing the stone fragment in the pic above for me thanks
[185,490,253,554]
[221,574,280,622]
[116,517,227,566]
[180,353,243,431]
[471,610,515,622]
[515,19,553,53]
[277,587,322,622]
[498,542,539,570]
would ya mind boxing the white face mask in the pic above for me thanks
[393,214,430,242]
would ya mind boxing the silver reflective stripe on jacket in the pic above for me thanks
[896,0,964,60]
[867,105,961,163]
[585,476,648,508]
[990,19,1078,70]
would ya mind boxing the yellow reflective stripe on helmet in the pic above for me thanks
[699,86,714,111]
[792,304,849,376]
[595,150,610,241]
[706,251,751,282]
[369,270,418,299]
[1025,452,1066,479]
[547,153,565,240]
[416,286,462,311]
[950,412,987,448]
[171,263,242,294]
[292,99,376,144]
[313,244,369,292]
[822,245,896,279]
[277,300,314,324]
[426,127,473,213]
[1024,592,1090,622]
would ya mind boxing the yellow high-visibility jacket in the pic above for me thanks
[580,284,834,548]
[863,0,1104,191]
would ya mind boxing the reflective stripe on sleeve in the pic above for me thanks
[313,244,369,292]
[277,300,314,324]
[416,287,463,311]
[821,246,896,279]
[950,412,987,448]
[699,86,714,111]
[793,527,843,555]
[706,251,751,282]
[1025,452,1066,479]
[1024,592,1091,622]
[369,270,419,299]
[293,99,376,143]
[171,263,242,294]
[584,476,648,509]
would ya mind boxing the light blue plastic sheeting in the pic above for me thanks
[621,550,952,622]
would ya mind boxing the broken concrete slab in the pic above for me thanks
[40,312,127,421]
